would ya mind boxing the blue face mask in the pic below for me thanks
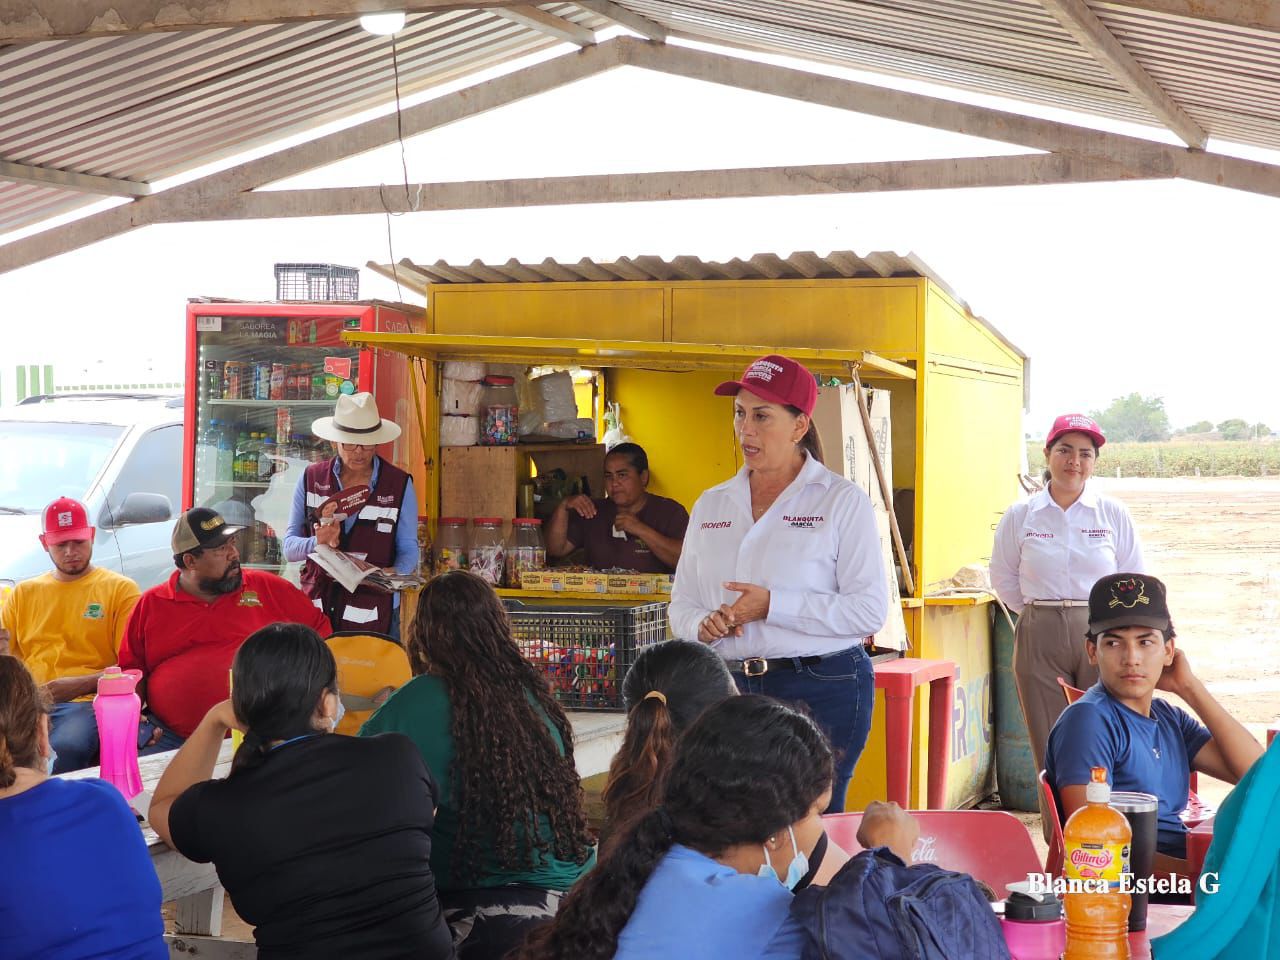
[46,748,57,775]
[332,695,345,731]
[758,825,809,891]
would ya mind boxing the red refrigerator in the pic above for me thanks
[182,300,423,582]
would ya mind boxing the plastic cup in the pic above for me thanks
[1112,790,1157,931]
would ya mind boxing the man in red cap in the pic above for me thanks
[0,496,141,772]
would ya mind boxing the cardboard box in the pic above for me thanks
[606,574,659,595]
[539,571,567,591]
[563,572,609,593]
[519,571,546,590]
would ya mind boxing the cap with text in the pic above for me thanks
[172,507,246,556]
[1046,413,1106,449]
[1087,573,1172,636]
[41,496,93,544]
[714,354,818,416]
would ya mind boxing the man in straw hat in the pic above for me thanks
[282,392,418,637]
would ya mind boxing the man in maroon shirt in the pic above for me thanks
[120,507,332,750]
[546,443,689,574]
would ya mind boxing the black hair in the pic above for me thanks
[785,404,825,464]
[601,641,736,843]
[516,695,833,960]
[605,442,649,475]
[173,547,202,571]
[230,623,336,773]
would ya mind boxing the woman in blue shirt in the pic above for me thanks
[516,695,834,960]
[0,656,166,960]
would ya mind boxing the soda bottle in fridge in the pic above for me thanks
[1063,766,1132,960]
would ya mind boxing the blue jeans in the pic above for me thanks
[138,714,186,756]
[734,644,874,814]
[49,701,100,773]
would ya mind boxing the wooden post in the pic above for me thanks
[851,371,914,596]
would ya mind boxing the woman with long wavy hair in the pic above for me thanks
[517,695,834,960]
[600,640,736,845]
[360,570,595,960]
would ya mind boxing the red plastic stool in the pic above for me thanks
[873,658,957,809]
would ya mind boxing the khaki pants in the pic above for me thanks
[1013,604,1097,838]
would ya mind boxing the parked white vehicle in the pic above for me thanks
[0,393,183,595]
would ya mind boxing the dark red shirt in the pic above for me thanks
[119,570,332,738]
[565,495,689,573]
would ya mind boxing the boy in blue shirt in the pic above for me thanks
[1046,573,1261,875]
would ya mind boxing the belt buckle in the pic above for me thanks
[742,657,768,677]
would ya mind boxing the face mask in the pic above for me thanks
[331,695,345,732]
[758,825,809,891]
[45,748,57,775]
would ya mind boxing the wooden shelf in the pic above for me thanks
[923,594,995,606]
[497,588,669,603]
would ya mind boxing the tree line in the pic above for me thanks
[1077,394,1270,443]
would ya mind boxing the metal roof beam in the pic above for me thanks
[574,0,666,42]
[1097,0,1280,35]
[157,155,1166,219]
[1037,0,1206,148]
[618,38,1280,198]
[0,2,513,43]
[0,160,151,197]
[494,6,595,46]
[0,40,626,273]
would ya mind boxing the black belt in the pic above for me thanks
[727,655,824,677]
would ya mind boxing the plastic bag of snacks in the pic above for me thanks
[442,378,485,416]
[440,414,479,446]
[442,361,486,381]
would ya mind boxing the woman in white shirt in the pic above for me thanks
[990,413,1146,779]
[669,355,889,813]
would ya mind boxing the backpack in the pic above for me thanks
[325,631,413,735]
[791,847,1011,960]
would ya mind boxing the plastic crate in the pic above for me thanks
[274,262,359,301]
[504,600,668,711]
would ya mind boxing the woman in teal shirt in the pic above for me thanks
[360,570,595,959]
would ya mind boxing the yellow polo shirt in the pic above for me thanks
[0,567,141,698]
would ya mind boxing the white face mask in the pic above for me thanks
[758,825,809,891]
[331,695,345,732]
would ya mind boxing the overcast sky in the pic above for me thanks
[2,34,1277,437]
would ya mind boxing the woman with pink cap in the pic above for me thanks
[669,355,889,813]
[990,414,1147,785]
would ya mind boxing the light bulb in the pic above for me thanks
[360,11,406,35]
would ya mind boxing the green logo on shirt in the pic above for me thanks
[83,603,104,620]
[238,591,263,608]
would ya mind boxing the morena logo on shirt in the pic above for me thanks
[700,521,733,530]
[1024,531,1054,540]
[783,514,824,529]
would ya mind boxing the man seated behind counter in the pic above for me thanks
[119,507,332,752]
[546,443,689,574]
[1046,572,1262,875]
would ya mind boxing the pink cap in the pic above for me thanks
[714,354,818,416]
[41,496,93,544]
[1046,413,1106,449]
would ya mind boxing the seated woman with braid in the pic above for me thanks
[360,570,596,960]
[149,623,452,960]
[516,695,835,960]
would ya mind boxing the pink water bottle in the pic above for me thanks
[94,666,144,802]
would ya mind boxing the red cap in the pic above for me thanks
[41,496,94,545]
[1046,413,1106,449]
[714,354,818,416]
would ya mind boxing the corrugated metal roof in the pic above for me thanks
[3,1,1280,244]
[620,0,1280,148]
[369,249,1027,360]
[0,4,609,236]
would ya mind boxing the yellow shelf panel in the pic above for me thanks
[497,588,670,603]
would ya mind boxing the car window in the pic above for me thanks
[0,421,124,513]
[106,425,183,518]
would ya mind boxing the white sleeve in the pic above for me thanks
[1111,499,1147,574]
[766,487,888,639]
[990,505,1026,613]
[668,496,716,642]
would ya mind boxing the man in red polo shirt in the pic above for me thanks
[120,507,331,750]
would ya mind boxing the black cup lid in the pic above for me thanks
[1005,890,1063,921]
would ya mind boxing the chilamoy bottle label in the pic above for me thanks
[1064,841,1131,889]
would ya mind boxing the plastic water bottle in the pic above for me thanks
[216,421,234,483]
[94,666,144,802]
[1063,766,1132,959]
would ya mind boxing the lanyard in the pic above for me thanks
[269,734,318,751]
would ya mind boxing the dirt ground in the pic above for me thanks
[180,477,1280,939]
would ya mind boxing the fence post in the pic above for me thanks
[16,366,27,402]
[43,365,54,395]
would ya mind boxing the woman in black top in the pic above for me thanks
[150,623,452,960]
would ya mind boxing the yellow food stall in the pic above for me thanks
[348,251,1026,810]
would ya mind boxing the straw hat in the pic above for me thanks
[312,392,401,445]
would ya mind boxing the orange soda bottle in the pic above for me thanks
[1063,766,1132,959]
